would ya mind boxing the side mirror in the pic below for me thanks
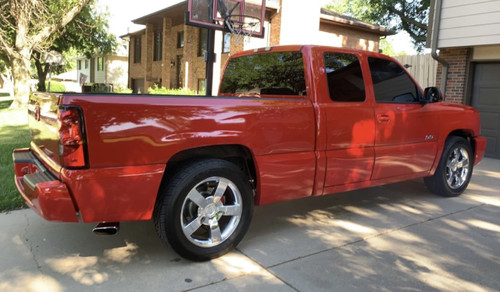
[422,87,443,103]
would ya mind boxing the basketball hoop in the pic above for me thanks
[186,0,265,95]
[224,14,261,44]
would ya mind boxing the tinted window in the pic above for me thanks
[368,57,420,103]
[153,32,162,61]
[324,53,365,102]
[134,36,141,64]
[220,51,306,96]
[198,29,208,57]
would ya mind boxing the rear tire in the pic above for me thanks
[154,159,253,261]
[424,136,473,197]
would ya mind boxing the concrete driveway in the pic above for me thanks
[1,158,499,292]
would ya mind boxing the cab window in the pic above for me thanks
[220,51,306,96]
[368,57,420,103]
[324,53,365,102]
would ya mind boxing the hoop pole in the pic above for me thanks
[205,28,216,96]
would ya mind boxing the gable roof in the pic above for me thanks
[320,8,393,36]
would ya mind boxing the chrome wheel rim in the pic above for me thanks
[445,147,470,190]
[181,176,242,248]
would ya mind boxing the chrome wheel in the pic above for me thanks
[154,159,253,261]
[181,176,242,248]
[424,136,473,197]
[445,147,470,190]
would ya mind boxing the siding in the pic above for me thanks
[94,58,106,83]
[439,0,500,48]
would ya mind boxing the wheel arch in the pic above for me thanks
[157,144,257,202]
[446,129,476,163]
[430,129,476,176]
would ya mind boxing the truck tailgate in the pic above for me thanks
[28,92,63,172]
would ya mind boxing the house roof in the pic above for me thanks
[132,1,187,28]
[123,1,393,37]
[320,8,393,36]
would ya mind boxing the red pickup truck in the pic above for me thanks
[13,45,486,261]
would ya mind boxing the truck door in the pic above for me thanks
[319,51,376,187]
[368,57,439,180]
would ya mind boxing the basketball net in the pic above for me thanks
[224,15,260,44]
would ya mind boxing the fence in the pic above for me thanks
[394,54,438,89]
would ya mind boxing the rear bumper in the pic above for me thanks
[12,149,79,222]
[473,136,487,166]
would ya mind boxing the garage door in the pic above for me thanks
[472,63,500,159]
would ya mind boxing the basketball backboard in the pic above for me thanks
[187,0,265,38]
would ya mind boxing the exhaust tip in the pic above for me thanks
[93,222,120,235]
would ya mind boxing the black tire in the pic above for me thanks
[424,136,474,197]
[154,159,253,261]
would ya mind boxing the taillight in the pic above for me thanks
[58,106,87,168]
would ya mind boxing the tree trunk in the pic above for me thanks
[9,50,32,108]
[34,53,48,92]
[2,69,14,98]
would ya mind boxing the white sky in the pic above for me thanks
[387,31,417,55]
[97,0,183,37]
[98,0,416,54]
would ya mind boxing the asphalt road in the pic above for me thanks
[1,158,499,292]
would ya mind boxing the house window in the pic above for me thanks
[85,60,89,69]
[198,28,208,57]
[153,32,163,61]
[97,57,104,71]
[134,36,142,63]
[222,32,231,54]
[198,79,206,95]
[177,31,184,48]
[77,60,82,70]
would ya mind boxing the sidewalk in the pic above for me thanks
[1,158,499,292]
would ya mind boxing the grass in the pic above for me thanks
[0,100,30,212]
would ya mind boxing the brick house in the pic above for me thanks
[122,0,391,95]
[429,0,500,158]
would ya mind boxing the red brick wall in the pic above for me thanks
[269,1,282,46]
[436,48,470,104]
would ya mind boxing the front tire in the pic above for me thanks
[424,136,474,197]
[154,159,253,261]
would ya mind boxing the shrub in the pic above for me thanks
[148,84,197,95]
[114,86,133,94]
[45,81,66,92]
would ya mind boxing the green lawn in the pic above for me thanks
[0,100,30,212]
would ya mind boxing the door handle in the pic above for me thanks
[377,114,391,123]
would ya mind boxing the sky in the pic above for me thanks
[97,0,183,37]
[97,0,416,55]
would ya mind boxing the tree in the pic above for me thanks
[33,2,116,92]
[326,0,430,50]
[0,0,90,107]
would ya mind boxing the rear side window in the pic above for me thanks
[220,51,306,96]
[368,57,420,103]
[324,53,365,102]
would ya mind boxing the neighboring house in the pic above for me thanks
[429,0,500,158]
[121,0,392,95]
[76,43,129,92]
